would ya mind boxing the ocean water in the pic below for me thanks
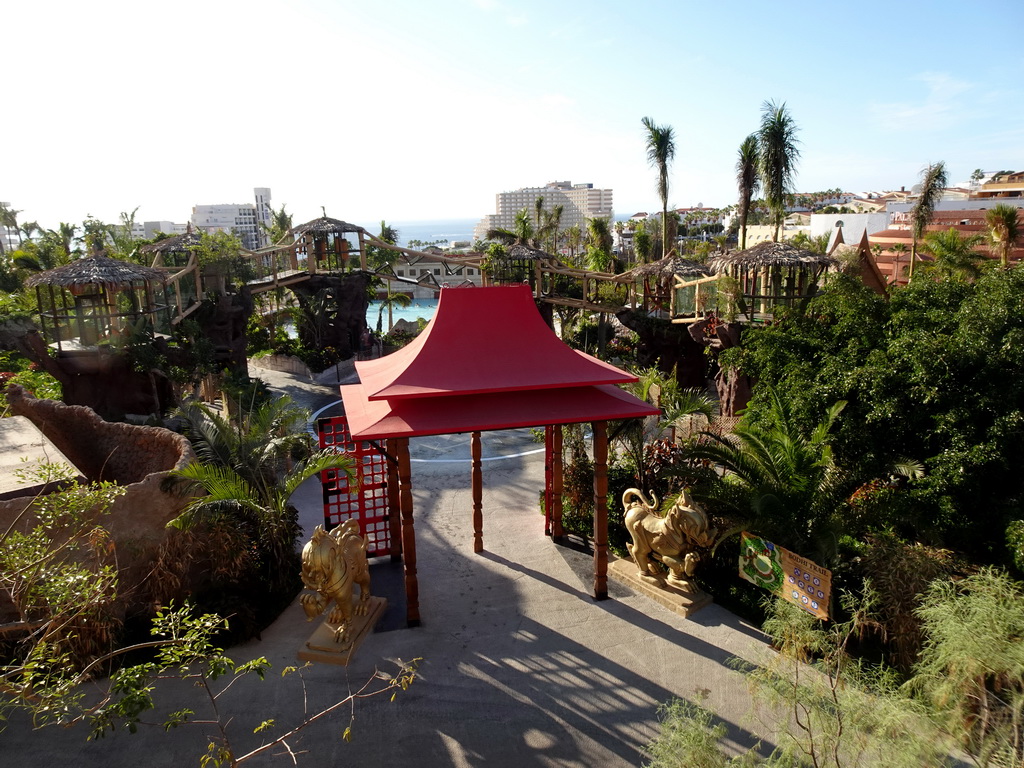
[354,218,478,249]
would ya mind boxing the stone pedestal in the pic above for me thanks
[298,596,387,666]
[608,557,712,618]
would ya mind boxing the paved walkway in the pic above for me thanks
[5,365,774,767]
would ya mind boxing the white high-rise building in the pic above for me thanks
[473,181,613,243]
[192,187,272,250]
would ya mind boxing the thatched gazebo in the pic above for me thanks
[137,226,204,314]
[26,253,171,351]
[619,253,711,317]
[137,226,203,269]
[708,242,836,321]
[291,216,368,273]
[489,243,561,292]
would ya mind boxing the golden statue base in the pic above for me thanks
[298,596,388,666]
[608,557,712,618]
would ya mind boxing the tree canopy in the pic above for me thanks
[724,269,1024,563]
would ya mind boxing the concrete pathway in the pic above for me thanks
[4,365,774,767]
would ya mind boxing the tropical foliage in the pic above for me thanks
[721,268,1024,564]
[161,397,353,636]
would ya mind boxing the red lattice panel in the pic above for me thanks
[317,416,391,558]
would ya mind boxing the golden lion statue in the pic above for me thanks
[623,488,717,593]
[300,520,371,645]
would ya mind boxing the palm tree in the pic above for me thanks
[20,221,40,242]
[642,116,676,259]
[0,203,22,253]
[534,196,545,236]
[889,242,909,274]
[922,228,986,282]
[486,208,534,247]
[169,397,355,597]
[378,287,412,333]
[757,100,801,242]
[52,222,79,260]
[262,203,294,245]
[565,224,583,263]
[365,220,401,270]
[736,134,760,250]
[542,204,564,255]
[587,217,613,255]
[985,203,1021,268]
[909,161,947,279]
[688,386,857,559]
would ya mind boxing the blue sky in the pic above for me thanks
[7,0,1023,229]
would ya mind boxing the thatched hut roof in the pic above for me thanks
[619,253,711,281]
[137,228,202,255]
[708,241,837,271]
[292,217,366,237]
[25,254,167,291]
[504,243,558,261]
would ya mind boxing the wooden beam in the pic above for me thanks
[397,437,420,626]
[471,431,483,553]
[592,420,609,600]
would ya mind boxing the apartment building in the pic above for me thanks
[191,187,272,250]
[473,180,613,243]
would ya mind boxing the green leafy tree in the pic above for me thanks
[642,116,676,259]
[757,100,801,242]
[729,268,1024,560]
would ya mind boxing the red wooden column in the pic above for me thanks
[471,431,483,553]
[397,437,420,626]
[544,426,553,536]
[386,437,402,561]
[592,420,609,600]
[551,425,564,539]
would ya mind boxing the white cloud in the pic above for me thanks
[869,71,975,133]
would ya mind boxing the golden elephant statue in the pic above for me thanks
[623,488,717,593]
[300,520,371,645]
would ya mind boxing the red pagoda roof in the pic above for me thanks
[341,284,659,440]
[357,284,635,401]
[343,383,659,440]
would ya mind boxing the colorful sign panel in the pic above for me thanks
[739,532,832,620]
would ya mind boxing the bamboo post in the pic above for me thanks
[397,438,420,626]
[471,431,483,553]
[592,420,609,600]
